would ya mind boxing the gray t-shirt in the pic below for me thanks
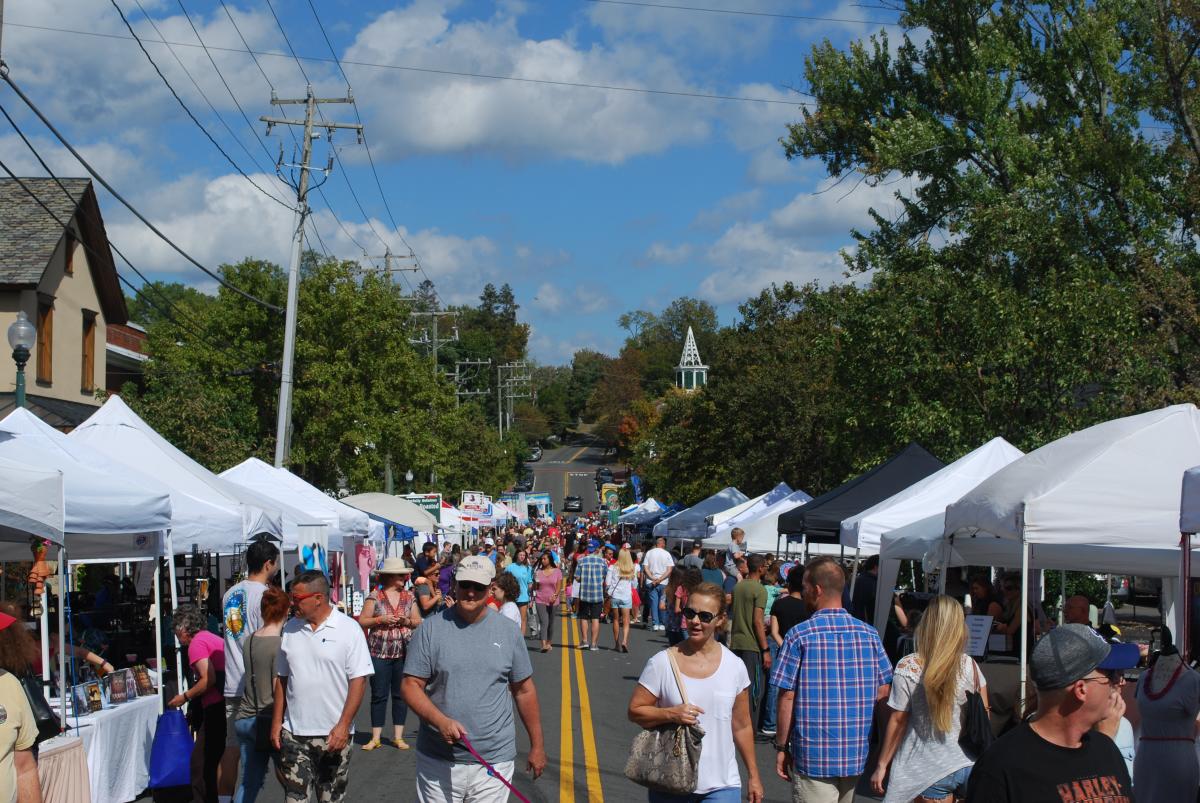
[679,553,704,571]
[222,580,268,697]
[404,607,532,765]
[235,633,281,720]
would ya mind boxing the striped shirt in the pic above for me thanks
[770,608,893,778]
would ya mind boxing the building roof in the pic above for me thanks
[0,393,101,432]
[0,178,127,323]
[676,326,707,369]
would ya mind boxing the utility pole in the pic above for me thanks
[409,311,458,374]
[454,358,491,407]
[495,361,530,438]
[364,249,420,285]
[263,85,363,468]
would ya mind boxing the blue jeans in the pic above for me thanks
[233,716,271,803]
[921,765,971,797]
[761,639,780,732]
[648,786,741,802]
[648,584,666,628]
[370,655,409,729]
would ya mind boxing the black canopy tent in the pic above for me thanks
[777,442,945,552]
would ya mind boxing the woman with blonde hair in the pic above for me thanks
[870,595,988,803]
[606,548,637,652]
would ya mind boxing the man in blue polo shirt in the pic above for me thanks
[771,556,892,803]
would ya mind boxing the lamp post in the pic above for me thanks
[7,311,35,409]
[405,468,414,494]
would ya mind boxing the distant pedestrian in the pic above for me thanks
[167,603,227,803]
[730,555,771,729]
[575,540,608,651]
[504,550,534,637]
[869,595,988,802]
[415,561,446,617]
[771,557,892,803]
[533,552,562,653]
[760,565,809,739]
[723,528,748,581]
[607,548,636,652]
[270,571,373,803]
[679,541,705,572]
[849,555,879,623]
[965,623,1135,802]
[643,538,676,632]
[628,581,764,802]
[360,557,421,752]
[493,572,523,628]
[402,556,547,801]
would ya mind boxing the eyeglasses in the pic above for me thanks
[458,581,488,594]
[290,591,320,603]
[1081,670,1122,687]
[681,607,717,624]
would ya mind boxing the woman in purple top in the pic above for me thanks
[167,603,226,803]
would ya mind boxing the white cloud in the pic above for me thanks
[343,2,711,163]
[584,1,774,61]
[530,281,609,315]
[642,242,692,265]
[691,189,763,230]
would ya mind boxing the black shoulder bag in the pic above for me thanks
[958,659,993,758]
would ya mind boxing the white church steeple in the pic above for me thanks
[675,326,708,391]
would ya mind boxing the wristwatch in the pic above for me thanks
[772,741,789,753]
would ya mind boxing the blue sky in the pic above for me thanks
[1,0,911,363]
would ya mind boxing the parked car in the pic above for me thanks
[563,495,583,512]
[595,467,613,486]
[529,446,543,461]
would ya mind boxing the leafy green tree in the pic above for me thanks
[567,350,612,423]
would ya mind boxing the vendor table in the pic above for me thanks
[55,695,159,803]
[37,735,90,803]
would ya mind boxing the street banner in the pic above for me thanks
[461,491,491,514]
[403,493,443,524]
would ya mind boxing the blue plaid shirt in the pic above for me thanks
[575,554,607,603]
[770,608,893,778]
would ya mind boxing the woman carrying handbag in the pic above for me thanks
[232,587,289,803]
[627,581,763,803]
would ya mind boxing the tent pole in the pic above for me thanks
[166,532,184,693]
[39,582,50,694]
[1182,533,1192,663]
[154,538,165,714]
[1019,537,1030,717]
[1059,571,1066,626]
[57,550,66,729]
[848,546,861,597]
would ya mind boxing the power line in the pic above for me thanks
[1,72,284,311]
[586,0,899,26]
[2,21,812,107]
[213,0,371,261]
[108,0,295,211]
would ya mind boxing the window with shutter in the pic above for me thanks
[36,302,53,385]
[81,312,96,393]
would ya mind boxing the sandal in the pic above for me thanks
[362,738,383,751]
[392,738,410,750]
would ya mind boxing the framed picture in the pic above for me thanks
[106,670,128,705]
[73,682,102,714]
[131,665,156,697]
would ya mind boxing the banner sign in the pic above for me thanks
[461,491,491,514]
[403,493,443,524]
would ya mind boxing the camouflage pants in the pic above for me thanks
[277,729,352,803]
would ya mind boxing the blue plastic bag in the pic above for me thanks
[148,709,192,788]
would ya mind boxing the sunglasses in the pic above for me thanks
[458,581,488,594]
[290,591,320,603]
[1081,670,1123,687]
[682,607,717,624]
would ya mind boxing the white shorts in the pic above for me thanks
[415,750,515,803]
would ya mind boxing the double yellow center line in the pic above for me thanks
[558,605,604,802]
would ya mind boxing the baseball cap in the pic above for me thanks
[587,539,600,552]
[1098,641,1141,672]
[1030,624,1112,689]
[455,555,496,586]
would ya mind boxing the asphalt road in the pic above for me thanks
[213,610,811,803]
[529,444,614,517]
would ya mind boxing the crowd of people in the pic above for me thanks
[5,509,1194,803]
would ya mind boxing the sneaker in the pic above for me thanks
[589,646,599,651]
[759,728,776,737]
[579,642,589,649]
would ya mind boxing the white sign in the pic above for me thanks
[964,615,994,657]
[461,491,491,514]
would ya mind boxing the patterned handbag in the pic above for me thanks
[624,648,705,795]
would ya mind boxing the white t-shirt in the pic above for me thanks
[637,646,749,794]
[222,580,268,697]
[276,608,374,736]
[642,548,675,586]
[499,601,521,627]
[606,565,634,604]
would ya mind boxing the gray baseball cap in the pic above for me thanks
[1030,624,1112,689]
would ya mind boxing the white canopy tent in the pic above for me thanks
[70,396,291,553]
[704,490,813,552]
[341,493,438,532]
[843,437,1024,554]
[220,458,368,545]
[943,404,1200,703]
[707,483,793,532]
[618,498,667,526]
[0,456,64,545]
[653,487,750,541]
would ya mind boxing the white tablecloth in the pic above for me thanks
[37,735,90,803]
[60,695,160,803]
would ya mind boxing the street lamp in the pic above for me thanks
[405,468,414,494]
[7,311,36,409]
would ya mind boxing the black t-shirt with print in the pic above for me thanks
[770,595,811,640]
[965,721,1133,803]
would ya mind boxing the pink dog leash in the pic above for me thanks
[458,735,532,803]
